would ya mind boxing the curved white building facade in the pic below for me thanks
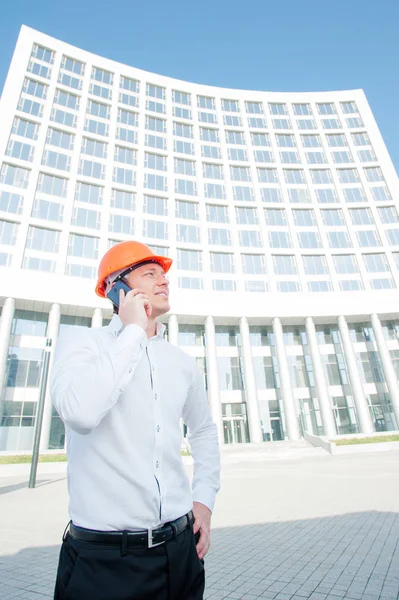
[1,26,399,451]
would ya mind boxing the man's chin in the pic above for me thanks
[152,299,170,317]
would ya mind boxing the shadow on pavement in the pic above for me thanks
[0,476,67,496]
[0,511,398,600]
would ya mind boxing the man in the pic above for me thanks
[50,240,220,600]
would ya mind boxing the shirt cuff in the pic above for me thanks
[192,488,217,513]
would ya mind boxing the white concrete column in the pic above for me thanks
[204,316,223,444]
[370,313,399,428]
[91,307,103,328]
[168,315,185,440]
[239,317,263,443]
[40,304,61,450]
[305,317,336,437]
[272,317,301,440]
[338,316,374,434]
[0,298,15,400]
[168,314,179,346]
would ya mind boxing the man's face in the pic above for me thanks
[125,263,170,317]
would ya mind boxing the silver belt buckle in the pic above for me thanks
[147,527,164,548]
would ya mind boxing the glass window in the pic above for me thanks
[25,226,59,252]
[297,119,317,130]
[298,231,321,249]
[258,168,278,184]
[0,220,19,245]
[197,96,215,110]
[204,183,225,199]
[0,164,30,188]
[303,255,329,275]
[79,159,105,180]
[72,207,101,230]
[175,178,196,196]
[203,163,223,180]
[249,118,267,129]
[284,169,305,184]
[241,254,266,274]
[301,134,322,148]
[239,230,262,247]
[146,84,165,100]
[37,173,68,197]
[172,91,191,105]
[221,99,240,112]
[68,234,98,258]
[108,213,134,235]
[119,92,138,108]
[224,115,242,127]
[85,119,108,136]
[208,228,231,246]
[0,191,23,215]
[280,151,301,164]
[233,186,255,202]
[340,280,363,291]
[278,281,300,292]
[176,200,199,220]
[75,182,103,205]
[251,133,270,147]
[230,166,251,182]
[228,148,248,162]
[178,325,204,347]
[272,118,292,129]
[371,186,392,202]
[143,195,167,216]
[111,189,135,211]
[386,229,399,246]
[114,145,137,165]
[341,101,358,114]
[264,208,287,226]
[378,206,399,224]
[333,254,359,274]
[322,118,342,129]
[177,249,202,271]
[254,150,274,163]
[293,103,312,116]
[343,187,367,203]
[338,169,360,184]
[356,230,381,247]
[200,127,219,143]
[42,149,70,171]
[261,188,282,203]
[6,140,34,162]
[144,153,167,171]
[198,111,215,123]
[174,140,194,155]
[269,103,287,115]
[147,100,166,114]
[120,76,139,93]
[364,167,384,183]
[47,128,74,150]
[321,209,345,227]
[173,123,193,138]
[235,207,258,225]
[177,224,200,243]
[201,145,221,159]
[178,276,203,289]
[213,279,236,292]
[245,101,263,114]
[350,208,374,226]
[328,231,352,248]
[363,253,389,273]
[315,188,338,204]
[145,173,167,191]
[143,219,168,240]
[226,131,246,145]
[332,151,353,164]
[23,78,47,99]
[293,209,315,226]
[269,231,292,248]
[273,255,297,275]
[13,117,40,140]
[206,204,229,223]
[210,252,234,273]
[288,189,311,203]
[18,97,44,118]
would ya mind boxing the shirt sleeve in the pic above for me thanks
[182,365,221,512]
[50,324,147,433]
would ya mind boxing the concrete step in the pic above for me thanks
[219,439,328,462]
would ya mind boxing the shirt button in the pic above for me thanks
[157,425,160,432]
[156,461,159,468]
[154,394,158,400]
[152,365,155,372]
[128,368,132,374]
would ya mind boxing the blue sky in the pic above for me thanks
[1,0,398,173]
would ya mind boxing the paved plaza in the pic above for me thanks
[0,449,398,600]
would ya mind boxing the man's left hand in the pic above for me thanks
[192,501,212,560]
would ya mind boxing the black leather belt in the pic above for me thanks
[69,511,193,549]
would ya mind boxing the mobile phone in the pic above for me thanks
[106,279,132,308]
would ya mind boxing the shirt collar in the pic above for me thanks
[108,314,166,341]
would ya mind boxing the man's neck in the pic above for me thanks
[145,319,158,339]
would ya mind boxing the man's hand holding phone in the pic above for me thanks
[118,287,152,331]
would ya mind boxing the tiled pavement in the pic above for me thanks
[0,450,398,600]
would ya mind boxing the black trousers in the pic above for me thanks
[54,522,205,600]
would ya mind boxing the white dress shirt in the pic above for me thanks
[50,315,220,531]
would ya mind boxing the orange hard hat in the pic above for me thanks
[95,241,172,298]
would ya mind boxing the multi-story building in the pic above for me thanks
[1,25,399,452]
